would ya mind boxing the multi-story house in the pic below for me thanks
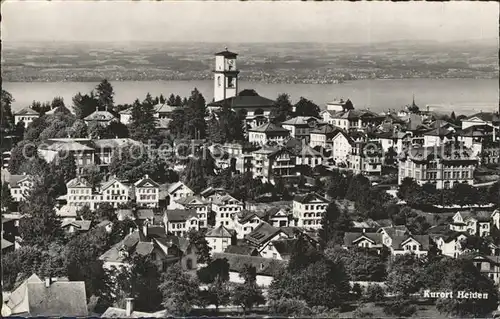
[377,225,429,258]
[265,207,294,228]
[211,194,244,227]
[163,209,199,237]
[99,177,130,208]
[5,173,34,202]
[292,193,329,230]
[205,225,236,254]
[331,130,355,165]
[14,107,40,127]
[281,116,325,143]
[397,144,477,189]
[471,255,500,286]
[309,124,340,148]
[174,196,210,228]
[66,177,95,209]
[166,181,194,208]
[134,175,160,208]
[245,222,290,258]
[223,142,259,174]
[248,122,290,145]
[348,141,383,175]
[233,210,267,239]
[422,127,455,147]
[251,146,296,183]
[342,232,384,254]
[321,109,384,131]
[295,144,323,168]
[433,232,469,258]
[451,211,491,237]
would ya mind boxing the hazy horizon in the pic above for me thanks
[2,1,498,44]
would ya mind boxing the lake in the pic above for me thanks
[4,78,499,115]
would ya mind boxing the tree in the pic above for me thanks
[325,170,351,199]
[319,202,352,245]
[197,258,230,284]
[77,205,94,221]
[128,97,158,143]
[69,119,88,138]
[287,233,321,272]
[386,254,424,297]
[271,93,293,122]
[14,120,25,140]
[1,89,15,134]
[159,264,200,315]
[326,247,387,282]
[96,79,115,112]
[383,297,417,317]
[18,178,63,247]
[65,227,113,311]
[294,97,321,118]
[268,297,312,316]
[203,275,231,313]
[461,235,491,255]
[183,158,207,194]
[81,164,104,189]
[231,264,265,314]
[167,94,176,106]
[57,152,77,183]
[73,92,99,119]
[183,88,207,139]
[187,229,211,264]
[342,99,354,111]
[1,181,16,212]
[168,108,187,138]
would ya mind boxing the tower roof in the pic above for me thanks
[215,48,238,58]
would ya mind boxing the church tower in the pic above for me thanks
[213,48,240,102]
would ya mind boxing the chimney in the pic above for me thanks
[45,277,51,288]
[143,221,148,238]
[125,298,134,316]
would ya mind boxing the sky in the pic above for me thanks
[1,1,499,43]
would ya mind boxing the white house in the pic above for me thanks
[292,193,329,230]
[211,194,244,227]
[99,177,130,208]
[66,177,95,210]
[174,196,210,228]
[166,182,194,208]
[461,112,500,130]
[134,175,160,208]
[163,209,199,237]
[14,107,40,127]
[434,232,469,258]
[6,174,34,202]
[331,130,354,165]
[233,210,266,239]
[342,232,384,254]
[452,211,491,237]
[248,122,290,145]
[205,225,235,254]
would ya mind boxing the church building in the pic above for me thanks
[206,49,277,129]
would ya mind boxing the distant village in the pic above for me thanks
[1,49,500,318]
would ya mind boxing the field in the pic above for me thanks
[2,40,498,83]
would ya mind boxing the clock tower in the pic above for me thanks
[213,48,240,103]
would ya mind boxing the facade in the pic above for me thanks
[212,49,239,103]
[134,175,160,208]
[434,232,469,258]
[5,174,34,202]
[166,181,194,208]
[99,177,131,208]
[251,147,297,183]
[321,109,384,131]
[233,210,266,239]
[281,116,324,143]
[211,194,244,227]
[452,211,491,237]
[331,130,355,165]
[309,124,340,148]
[292,193,329,230]
[397,144,477,189]
[461,112,500,130]
[348,141,383,175]
[14,107,40,127]
[174,196,210,228]
[163,209,199,237]
[342,232,384,253]
[84,110,118,128]
[205,225,235,254]
[248,122,290,145]
[295,144,323,168]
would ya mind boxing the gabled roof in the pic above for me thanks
[175,195,210,206]
[392,234,430,251]
[155,103,179,114]
[271,239,302,259]
[282,116,322,126]
[1,237,14,250]
[248,122,290,134]
[310,124,341,135]
[14,107,39,116]
[136,209,154,220]
[116,209,135,220]
[92,138,142,149]
[100,231,159,263]
[237,210,266,224]
[297,144,322,157]
[84,110,116,122]
[101,177,127,191]
[6,274,43,311]
[466,112,500,122]
[134,175,160,188]
[205,225,235,238]
[293,192,328,204]
[56,205,79,218]
[343,232,383,246]
[456,210,491,223]
[61,220,92,231]
[424,126,454,137]
[224,244,259,256]
[40,140,95,152]
[66,177,92,188]
[378,225,410,238]
[211,194,242,206]
[212,252,286,276]
[166,181,192,195]
[245,221,281,246]
[164,209,197,222]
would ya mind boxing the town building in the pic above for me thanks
[248,122,290,145]
[3,173,34,202]
[163,209,199,237]
[397,144,477,189]
[321,109,384,131]
[134,175,160,208]
[309,124,342,148]
[292,193,329,230]
[205,224,236,254]
[84,109,118,128]
[330,130,357,166]
[166,181,194,208]
[342,232,384,253]
[13,107,40,127]
[326,98,353,112]
[295,144,323,168]
[348,141,383,175]
[233,210,267,239]
[251,146,297,183]
[211,194,244,227]
[433,231,469,258]
[461,112,500,130]
[174,196,210,228]
[281,116,325,143]
[451,211,492,237]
